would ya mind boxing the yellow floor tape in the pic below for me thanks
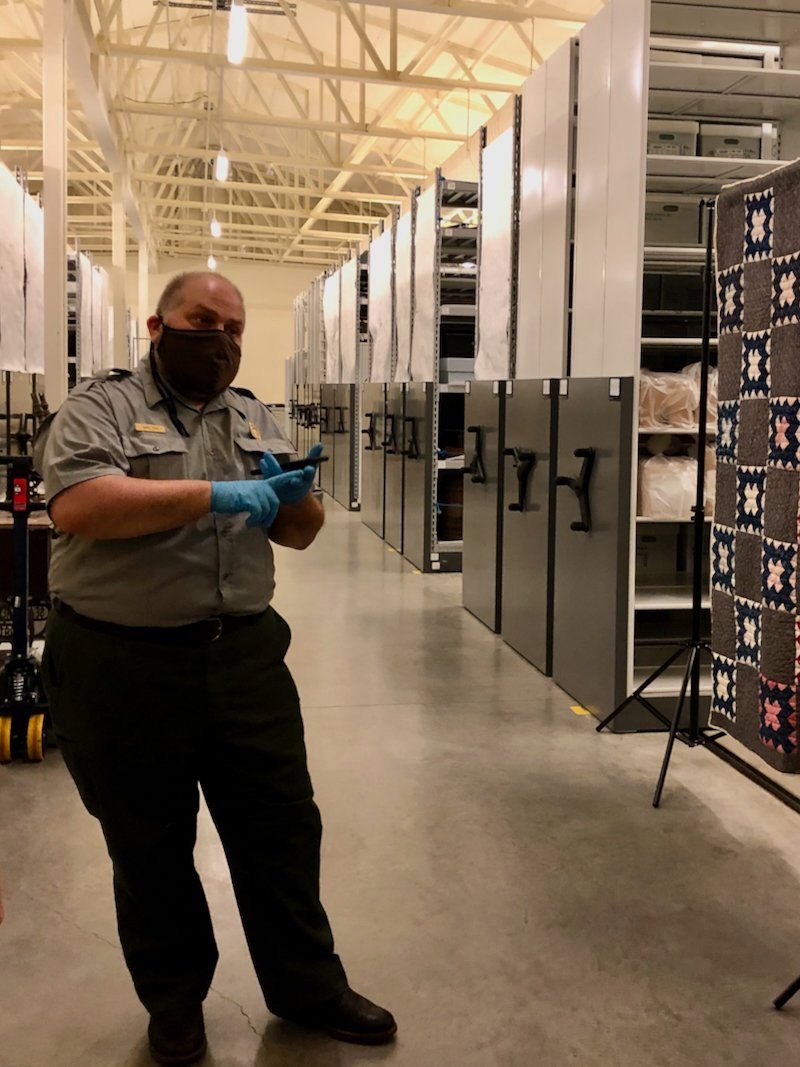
[570,705,591,717]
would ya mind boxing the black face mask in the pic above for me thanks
[155,322,242,403]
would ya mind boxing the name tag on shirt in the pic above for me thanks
[249,422,262,441]
[134,423,167,434]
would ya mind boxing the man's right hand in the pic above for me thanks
[210,471,307,527]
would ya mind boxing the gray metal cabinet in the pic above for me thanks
[360,383,386,538]
[551,377,634,722]
[333,384,359,511]
[384,384,406,553]
[319,383,336,496]
[402,382,434,571]
[501,381,557,672]
[462,382,506,633]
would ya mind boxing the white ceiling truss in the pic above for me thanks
[0,0,599,266]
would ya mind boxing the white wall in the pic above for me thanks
[109,256,319,404]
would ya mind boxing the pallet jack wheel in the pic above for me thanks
[26,713,46,763]
[0,716,11,763]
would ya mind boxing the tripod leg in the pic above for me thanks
[774,975,800,1010]
[652,647,697,809]
[596,646,687,733]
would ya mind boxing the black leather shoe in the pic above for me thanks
[148,1006,207,1066]
[277,988,397,1045]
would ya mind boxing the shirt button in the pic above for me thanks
[209,449,217,457]
[152,445,160,452]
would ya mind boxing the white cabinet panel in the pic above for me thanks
[410,185,438,382]
[572,5,612,379]
[516,65,546,381]
[540,39,576,379]
[603,0,648,376]
[476,126,515,381]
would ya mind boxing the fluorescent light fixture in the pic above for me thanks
[210,216,222,238]
[207,254,217,271]
[227,0,249,65]
[214,150,230,182]
[462,261,476,270]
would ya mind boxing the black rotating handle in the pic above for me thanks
[504,447,536,512]
[403,416,421,460]
[462,425,487,484]
[334,405,346,434]
[319,406,330,434]
[383,413,400,454]
[361,412,378,451]
[555,447,596,533]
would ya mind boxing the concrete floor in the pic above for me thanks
[2,502,800,1067]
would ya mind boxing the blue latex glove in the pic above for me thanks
[210,471,307,527]
[259,443,324,504]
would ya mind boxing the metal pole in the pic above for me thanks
[42,0,68,410]
[111,172,128,368]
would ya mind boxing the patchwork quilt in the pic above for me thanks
[711,160,800,773]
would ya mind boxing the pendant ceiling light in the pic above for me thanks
[227,0,249,65]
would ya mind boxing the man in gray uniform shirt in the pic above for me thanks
[35,271,395,1066]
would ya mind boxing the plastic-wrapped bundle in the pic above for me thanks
[682,362,718,427]
[638,454,698,518]
[639,370,700,430]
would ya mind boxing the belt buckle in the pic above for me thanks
[207,618,224,642]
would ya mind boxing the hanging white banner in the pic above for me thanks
[369,228,393,383]
[323,270,341,383]
[340,257,359,384]
[23,193,45,375]
[394,210,413,382]
[0,165,26,372]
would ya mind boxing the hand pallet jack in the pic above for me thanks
[0,455,49,763]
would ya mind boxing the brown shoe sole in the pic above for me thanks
[321,1022,398,1046]
[149,1036,208,1066]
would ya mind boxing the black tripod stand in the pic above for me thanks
[596,199,723,808]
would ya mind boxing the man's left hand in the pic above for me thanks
[260,444,323,505]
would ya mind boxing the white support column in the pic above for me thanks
[111,171,127,367]
[43,0,68,409]
[138,238,150,360]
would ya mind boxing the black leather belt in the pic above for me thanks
[54,600,266,645]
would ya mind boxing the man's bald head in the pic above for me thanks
[148,271,246,346]
[156,271,244,319]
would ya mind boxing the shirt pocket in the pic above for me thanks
[234,436,292,479]
[123,435,189,480]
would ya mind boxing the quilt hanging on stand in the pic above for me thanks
[712,157,800,773]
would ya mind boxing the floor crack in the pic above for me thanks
[209,986,262,1038]
[17,888,120,952]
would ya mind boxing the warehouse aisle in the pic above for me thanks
[2,501,800,1066]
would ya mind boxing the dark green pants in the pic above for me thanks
[42,607,347,1016]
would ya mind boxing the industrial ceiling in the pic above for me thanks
[0,0,600,266]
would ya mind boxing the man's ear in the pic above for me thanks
[146,315,163,343]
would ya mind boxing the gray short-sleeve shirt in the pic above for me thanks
[34,358,296,627]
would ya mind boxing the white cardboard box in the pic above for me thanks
[648,119,699,157]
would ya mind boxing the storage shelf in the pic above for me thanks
[441,305,476,317]
[650,2,800,48]
[438,382,469,394]
[435,539,464,552]
[635,584,711,611]
[649,60,800,123]
[437,456,465,471]
[641,336,717,347]
[646,153,780,195]
[636,515,713,524]
[632,666,712,698]
[639,425,717,435]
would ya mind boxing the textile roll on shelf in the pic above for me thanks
[0,164,26,374]
[711,157,800,773]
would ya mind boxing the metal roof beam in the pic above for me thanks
[106,43,518,94]
[130,171,405,203]
[355,0,584,22]
[115,101,468,142]
[65,1,148,243]
[70,195,388,224]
